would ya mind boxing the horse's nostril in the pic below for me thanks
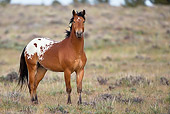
[76,32,82,38]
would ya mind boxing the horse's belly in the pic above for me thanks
[39,59,63,72]
[39,50,63,72]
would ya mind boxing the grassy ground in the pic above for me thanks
[0,4,170,114]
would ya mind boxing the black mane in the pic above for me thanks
[65,11,85,38]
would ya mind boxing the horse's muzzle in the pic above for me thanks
[76,31,83,38]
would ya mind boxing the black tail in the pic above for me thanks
[18,47,28,89]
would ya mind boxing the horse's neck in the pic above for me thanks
[69,29,84,54]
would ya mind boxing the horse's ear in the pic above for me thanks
[72,10,76,16]
[82,10,86,16]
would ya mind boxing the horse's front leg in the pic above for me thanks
[76,69,84,105]
[64,69,72,104]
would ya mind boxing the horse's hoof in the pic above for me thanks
[77,101,82,105]
[67,101,72,105]
[67,100,72,104]
[32,100,38,105]
[67,98,72,105]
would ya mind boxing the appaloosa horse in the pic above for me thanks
[18,10,87,104]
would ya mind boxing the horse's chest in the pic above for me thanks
[73,58,83,70]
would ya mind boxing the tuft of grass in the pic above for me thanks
[20,105,37,113]
[129,87,137,93]
[46,104,68,114]
[48,89,65,96]
[149,103,161,114]
[94,101,114,114]
[0,99,21,110]
[166,93,170,105]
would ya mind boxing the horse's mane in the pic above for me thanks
[65,11,85,38]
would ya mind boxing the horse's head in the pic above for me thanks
[72,10,86,38]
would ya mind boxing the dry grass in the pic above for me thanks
[0,4,170,113]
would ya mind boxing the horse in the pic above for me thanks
[18,10,87,105]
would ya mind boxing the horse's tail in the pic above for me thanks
[18,47,28,89]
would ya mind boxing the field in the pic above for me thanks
[0,4,170,113]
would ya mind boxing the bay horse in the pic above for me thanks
[18,10,87,104]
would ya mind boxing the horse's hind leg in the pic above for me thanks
[33,66,47,104]
[27,62,37,104]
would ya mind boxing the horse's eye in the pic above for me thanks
[73,21,75,23]
[83,21,85,23]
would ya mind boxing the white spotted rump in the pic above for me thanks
[25,38,57,60]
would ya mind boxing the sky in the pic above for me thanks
[10,0,153,6]
[11,0,125,6]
